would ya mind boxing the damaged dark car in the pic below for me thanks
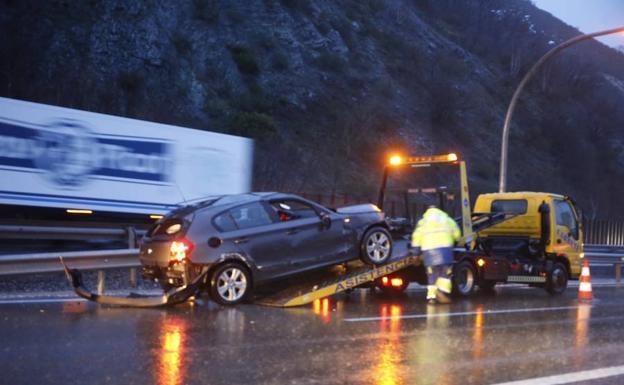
[139,192,392,305]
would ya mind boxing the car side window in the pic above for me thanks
[213,212,237,232]
[269,200,318,222]
[229,202,273,230]
[555,200,578,238]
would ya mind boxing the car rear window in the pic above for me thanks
[213,212,237,232]
[491,199,527,214]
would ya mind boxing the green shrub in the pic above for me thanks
[171,33,192,56]
[229,45,260,75]
[279,0,313,15]
[117,71,143,94]
[230,112,277,139]
[272,51,289,71]
[315,52,346,73]
[193,0,219,24]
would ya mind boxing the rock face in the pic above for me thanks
[1,0,624,216]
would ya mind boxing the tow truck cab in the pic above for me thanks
[474,192,583,279]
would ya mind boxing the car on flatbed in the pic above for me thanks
[139,192,393,305]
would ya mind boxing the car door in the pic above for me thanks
[553,199,582,262]
[220,202,293,281]
[268,199,350,271]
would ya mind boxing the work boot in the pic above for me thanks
[427,298,437,305]
[426,285,437,304]
[436,290,452,304]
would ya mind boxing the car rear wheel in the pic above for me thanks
[360,227,393,265]
[209,263,251,305]
[546,262,568,295]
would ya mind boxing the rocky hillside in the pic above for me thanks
[2,0,624,217]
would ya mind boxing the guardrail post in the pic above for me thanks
[126,226,137,248]
[616,262,622,286]
[129,268,137,288]
[97,270,105,294]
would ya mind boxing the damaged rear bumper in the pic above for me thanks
[60,258,208,308]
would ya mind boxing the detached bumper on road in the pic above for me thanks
[60,257,207,307]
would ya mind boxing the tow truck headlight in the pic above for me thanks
[170,239,193,263]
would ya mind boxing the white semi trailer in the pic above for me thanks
[0,97,253,220]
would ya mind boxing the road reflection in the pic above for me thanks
[375,304,404,385]
[471,304,485,383]
[312,298,332,323]
[574,304,591,369]
[409,305,452,385]
[157,316,189,385]
[61,301,88,314]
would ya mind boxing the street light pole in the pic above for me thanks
[498,26,624,193]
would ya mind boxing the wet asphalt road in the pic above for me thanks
[2,285,624,385]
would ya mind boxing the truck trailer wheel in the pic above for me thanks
[209,262,252,305]
[453,261,476,297]
[546,262,568,295]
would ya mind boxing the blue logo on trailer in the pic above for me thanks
[0,119,172,187]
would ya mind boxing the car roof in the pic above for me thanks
[180,192,315,214]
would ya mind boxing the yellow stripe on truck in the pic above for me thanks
[281,255,421,307]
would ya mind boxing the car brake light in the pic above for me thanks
[170,239,193,263]
[390,278,403,287]
[477,258,486,267]
[382,276,389,285]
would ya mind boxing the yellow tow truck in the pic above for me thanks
[377,153,584,296]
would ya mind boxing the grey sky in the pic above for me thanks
[532,0,624,48]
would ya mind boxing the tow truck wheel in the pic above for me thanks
[360,227,393,265]
[453,261,476,297]
[546,262,568,295]
[209,262,251,305]
[479,280,496,292]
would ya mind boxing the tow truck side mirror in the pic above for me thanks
[538,201,551,247]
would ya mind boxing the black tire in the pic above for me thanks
[452,261,477,297]
[546,262,568,295]
[209,262,252,305]
[360,227,393,265]
[479,280,497,292]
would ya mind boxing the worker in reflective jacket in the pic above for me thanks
[412,206,461,304]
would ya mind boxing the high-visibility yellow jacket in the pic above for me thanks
[411,207,461,251]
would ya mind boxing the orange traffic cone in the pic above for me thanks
[578,258,593,301]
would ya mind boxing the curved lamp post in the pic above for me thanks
[499,26,624,193]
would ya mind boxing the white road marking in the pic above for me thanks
[492,365,624,385]
[343,305,583,322]
[0,297,86,305]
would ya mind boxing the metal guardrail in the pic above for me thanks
[0,248,140,276]
[0,224,146,293]
[0,224,146,241]
[583,244,624,282]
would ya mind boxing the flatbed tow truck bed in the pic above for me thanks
[255,251,419,307]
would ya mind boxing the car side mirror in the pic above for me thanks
[320,213,331,229]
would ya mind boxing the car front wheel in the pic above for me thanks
[209,262,252,305]
[360,227,393,265]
